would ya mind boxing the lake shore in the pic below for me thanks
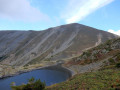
[0,63,74,80]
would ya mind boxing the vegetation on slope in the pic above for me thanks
[65,38,120,66]
[11,77,46,90]
[46,64,120,90]
[46,38,120,90]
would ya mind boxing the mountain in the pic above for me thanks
[0,23,118,66]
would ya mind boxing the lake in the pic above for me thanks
[0,65,71,90]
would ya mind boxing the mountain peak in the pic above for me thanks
[0,24,117,66]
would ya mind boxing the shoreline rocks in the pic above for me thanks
[0,64,74,80]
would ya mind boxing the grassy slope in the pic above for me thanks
[46,65,120,90]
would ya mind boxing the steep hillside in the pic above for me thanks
[47,38,120,90]
[47,65,120,90]
[64,37,120,73]
[0,23,118,66]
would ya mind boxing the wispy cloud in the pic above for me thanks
[62,0,114,24]
[108,29,120,36]
[0,0,49,22]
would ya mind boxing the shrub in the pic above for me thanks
[116,63,120,68]
[86,51,91,57]
[116,54,120,60]
[11,77,46,90]
[108,58,115,65]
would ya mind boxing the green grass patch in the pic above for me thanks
[11,77,46,90]
[46,66,120,90]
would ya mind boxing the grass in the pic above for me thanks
[46,65,120,90]
[11,77,46,90]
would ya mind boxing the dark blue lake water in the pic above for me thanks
[0,67,71,90]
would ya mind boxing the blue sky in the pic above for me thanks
[0,0,119,35]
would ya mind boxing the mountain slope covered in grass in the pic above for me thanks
[47,65,120,90]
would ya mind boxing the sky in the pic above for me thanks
[0,0,119,35]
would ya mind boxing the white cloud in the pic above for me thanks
[108,29,120,36]
[0,0,49,22]
[62,0,114,24]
